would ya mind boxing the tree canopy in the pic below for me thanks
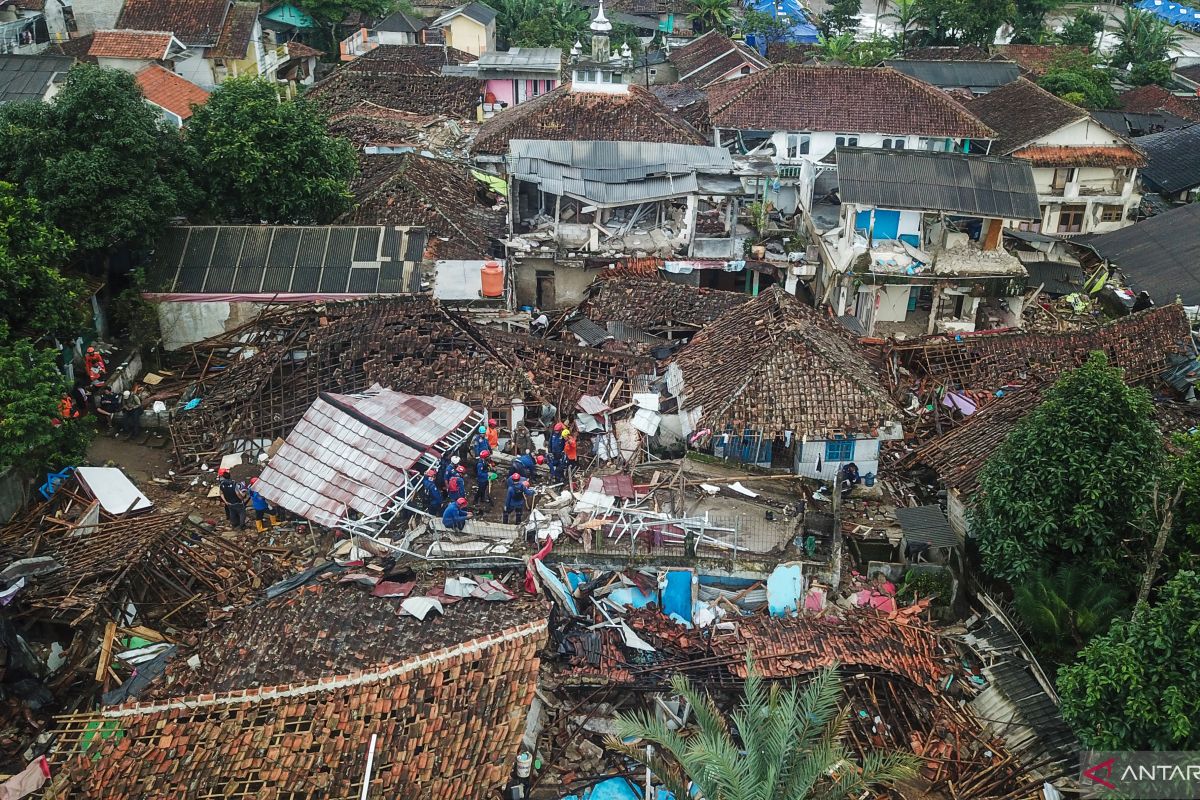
[1038,51,1117,108]
[971,352,1163,583]
[689,0,737,34]
[1057,570,1200,750]
[820,0,862,37]
[185,77,357,224]
[0,335,91,475]
[1058,9,1104,48]
[1110,7,1181,85]
[0,183,82,340]
[299,0,396,24]
[913,0,1011,45]
[1014,565,1128,664]
[0,64,195,254]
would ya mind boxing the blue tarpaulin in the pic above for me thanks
[662,570,693,623]
[1135,0,1200,28]
[745,0,820,46]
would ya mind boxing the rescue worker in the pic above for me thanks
[217,468,247,530]
[446,475,465,506]
[548,450,566,482]
[422,468,444,514]
[84,346,106,382]
[441,455,461,489]
[471,426,489,457]
[248,477,272,532]
[503,479,534,524]
[442,497,470,532]
[506,471,523,493]
[58,394,75,420]
[564,430,578,470]
[486,419,500,451]
[435,452,451,491]
[71,383,90,417]
[120,388,144,438]
[96,386,121,430]
[549,422,565,457]
[474,451,492,505]
[514,452,544,481]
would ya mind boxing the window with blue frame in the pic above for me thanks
[825,437,855,462]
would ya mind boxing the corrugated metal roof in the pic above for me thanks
[885,59,1020,90]
[837,147,1041,220]
[254,386,474,528]
[895,505,960,549]
[568,317,613,347]
[476,46,561,71]
[0,55,72,104]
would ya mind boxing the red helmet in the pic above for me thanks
[511,472,520,481]
[217,468,229,477]
[456,465,466,474]
[488,419,498,426]
[425,468,436,477]
[250,477,258,485]
[448,477,460,491]
[87,346,95,353]
[536,455,545,464]
[554,422,564,431]
[456,497,468,507]
[479,450,491,459]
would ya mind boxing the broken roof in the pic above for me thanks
[471,83,705,156]
[327,103,465,151]
[885,59,1019,91]
[49,608,548,800]
[966,78,1087,154]
[135,64,209,121]
[675,287,899,436]
[308,45,480,118]
[580,274,751,329]
[507,139,733,206]
[0,54,72,103]
[836,147,1041,220]
[340,42,476,75]
[1135,123,1200,193]
[1076,203,1200,306]
[705,65,994,140]
[209,1,259,59]
[669,30,768,87]
[345,153,503,259]
[88,29,181,59]
[1117,84,1200,122]
[144,225,429,298]
[115,0,230,47]
[256,386,476,528]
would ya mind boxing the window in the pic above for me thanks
[1051,168,1076,191]
[882,138,906,149]
[835,135,858,147]
[786,133,810,159]
[920,137,949,152]
[825,437,855,463]
[648,68,657,77]
[1057,205,1086,233]
[1100,205,1124,222]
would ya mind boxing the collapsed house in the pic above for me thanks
[307,44,482,118]
[667,287,902,477]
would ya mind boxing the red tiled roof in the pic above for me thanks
[287,40,323,58]
[669,30,767,87]
[967,78,1086,155]
[706,65,994,139]
[209,1,258,59]
[1118,84,1200,122]
[993,44,1085,77]
[135,64,209,120]
[1011,144,1146,168]
[116,0,230,47]
[88,29,175,59]
[471,83,705,156]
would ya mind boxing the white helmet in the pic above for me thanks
[122,390,130,398]
[451,456,461,465]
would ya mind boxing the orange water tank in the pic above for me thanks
[481,260,504,298]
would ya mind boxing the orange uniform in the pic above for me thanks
[486,427,499,450]
[564,435,577,461]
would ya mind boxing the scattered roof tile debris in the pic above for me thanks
[115,0,230,47]
[471,83,705,156]
[675,287,899,436]
[706,65,993,140]
[579,275,751,330]
[309,45,481,118]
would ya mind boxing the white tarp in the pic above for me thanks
[74,467,152,515]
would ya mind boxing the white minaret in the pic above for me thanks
[570,0,630,93]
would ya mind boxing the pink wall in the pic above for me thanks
[485,78,514,106]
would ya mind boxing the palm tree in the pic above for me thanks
[1111,7,1182,68]
[1014,565,1128,663]
[880,0,918,51]
[609,661,917,800]
[689,0,736,34]
[815,32,858,62]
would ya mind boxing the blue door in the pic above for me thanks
[853,209,901,240]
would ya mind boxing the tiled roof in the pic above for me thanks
[209,1,258,59]
[345,153,505,259]
[1118,84,1200,122]
[1010,144,1145,167]
[309,46,480,118]
[1135,123,1200,193]
[286,39,322,58]
[88,29,176,59]
[580,274,751,329]
[342,42,475,75]
[765,41,819,64]
[135,64,208,120]
[890,304,1192,393]
[675,287,899,436]
[915,385,1042,493]
[706,65,994,139]
[327,103,449,148]
[966,78,1087,155]
[115,0,230,47]
[255,386,475,527]
[669,30,767,87]
[993,44,1085,77]
[49,610,548,800]
[471,83,705,156]
[1077,204,1200,306]
[48,32,96,62]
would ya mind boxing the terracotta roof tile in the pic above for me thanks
[670,30,766,87]
[993,44,1086,77]
[471,83,705,156]
[1011,144,1145,167]
[88,29,175,60]
[706,64,994,139]
[674,286,899,436]
[1118,84,1200,122]
[287,40,323,58]
[765,41,819,64]
[116,0,230,47]
[967,78,1087,154]
[136,64,209,120]
[48,33,96,62]
[580,274,751,329]
[309,45,480,119]
[209,1,258,59]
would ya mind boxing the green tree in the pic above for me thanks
[610,660,917,800]
[0,64,194,254]
[815,32,859,62]
[913,0,1010,45]
[971,352,1163,584]
[1164,431,1200,573]
[0,334,91,474]
[300,0,396,21]
[1129,59,1173,86]
[1008,0,1065,44]
[0,183,82,340]
[186,77,357,224]
[1058,570,1200,750]
[1037,50,1117,108]
[880,0,919,49]
[739,9,794,46]
[1014,565,1129,663]
[1110,8,1181,77]
[820,0,862,37]
[1058,9,1104,48]
[688,0,736,34]
[847,34,897,64]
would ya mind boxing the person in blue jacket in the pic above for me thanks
[471,426,489,457]
[442,497,470,532]
[548,450,566,483]
[474,450,493,505]
[248,477,273,531]
[514,452,545,481]
[549,422,565,457]
[441,455,462,488]
[422,468,444,514]
[503,480,534,524]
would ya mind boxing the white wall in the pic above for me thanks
[768,131,968,164]
[794,436,881,480]
[68,0,123,35]
[376,30,416,45]
[173,49,216,88]
[97,55,152,73]
[875,284,912,323]
[156,300,267,350]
